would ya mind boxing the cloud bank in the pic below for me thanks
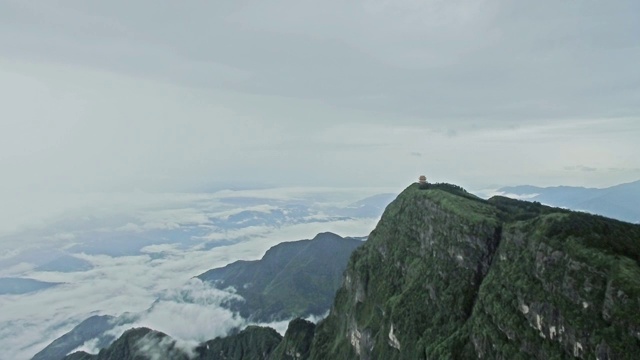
[0,187,385,359]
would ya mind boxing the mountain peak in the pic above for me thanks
[311,181,640,359]
[197,232,364,322]
[311,231,342,240]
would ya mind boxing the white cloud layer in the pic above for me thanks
[0,187,383,359]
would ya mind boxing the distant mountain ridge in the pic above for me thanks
[0,277,61,295]
[330,193,397,218]
[197,232,364,321]
[36,255,94,273]
[498,179,640,223]
[32,315,120,360]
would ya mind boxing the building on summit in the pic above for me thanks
[418,175,428,189]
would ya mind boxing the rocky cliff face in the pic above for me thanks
[310,183,640,359]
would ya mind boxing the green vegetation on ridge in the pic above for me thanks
[197,232,363,322]
[311,183,640,359]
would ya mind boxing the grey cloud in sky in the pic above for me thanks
[564,165,598,173]
[2,0,639,123]
[0,0,639,198]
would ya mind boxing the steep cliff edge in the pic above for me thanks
[310,183,640,359]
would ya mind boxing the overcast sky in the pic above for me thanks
[1,0,639,197]
[1,3,639,356]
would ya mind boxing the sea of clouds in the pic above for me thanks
[0,187,393,359]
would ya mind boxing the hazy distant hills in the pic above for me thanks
[198,232,364,322]
[498,179,640,223]
[22,191,391,261]
[36,255,93,273]
[0,277,61,295]
[330,193,397,218]
[32,315,118,360]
